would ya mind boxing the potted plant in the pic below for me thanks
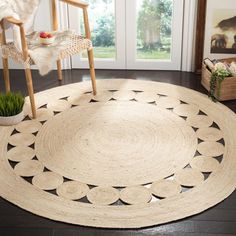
[0,92,25,126]
[209,62,232,102]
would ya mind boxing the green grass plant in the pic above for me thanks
[0,92,24,117]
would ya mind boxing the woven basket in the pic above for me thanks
[201,58,236,101]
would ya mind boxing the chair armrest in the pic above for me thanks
[4,17,23,27]
[2,17,28,59]
[59,0,88,9]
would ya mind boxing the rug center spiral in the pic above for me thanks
[35,101,197,186]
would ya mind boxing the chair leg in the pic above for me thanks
[57,60,63,81]
[2,57,10,92]
[87,49,97,95]
[24,68,36,119]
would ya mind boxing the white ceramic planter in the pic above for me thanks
[0,111,24,126]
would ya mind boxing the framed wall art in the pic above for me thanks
[195,0,236,72]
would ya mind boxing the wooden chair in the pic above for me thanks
[0,0,97,118]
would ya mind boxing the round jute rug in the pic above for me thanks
[0,79,235,228]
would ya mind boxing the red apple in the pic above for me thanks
[40,32,47,38]
[47,34,53,38]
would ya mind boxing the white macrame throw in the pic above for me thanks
[0,0,40,50]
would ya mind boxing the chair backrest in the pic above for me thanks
[51,0,59,31]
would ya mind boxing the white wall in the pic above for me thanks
[181,0,198,72]
[34,0,52,32]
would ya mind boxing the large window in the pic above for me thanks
[80,0,116,59]
[136,0,172,60]
[69,0,184,70]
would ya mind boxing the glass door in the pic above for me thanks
[68,0,126,69]
[126,0,184,70]
[68,0,184,70]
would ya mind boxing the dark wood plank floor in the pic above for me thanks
[0,69,235,236]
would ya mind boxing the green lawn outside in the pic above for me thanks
[82,47,116,59]
[82,47,170,60]
[137,49,171,60]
